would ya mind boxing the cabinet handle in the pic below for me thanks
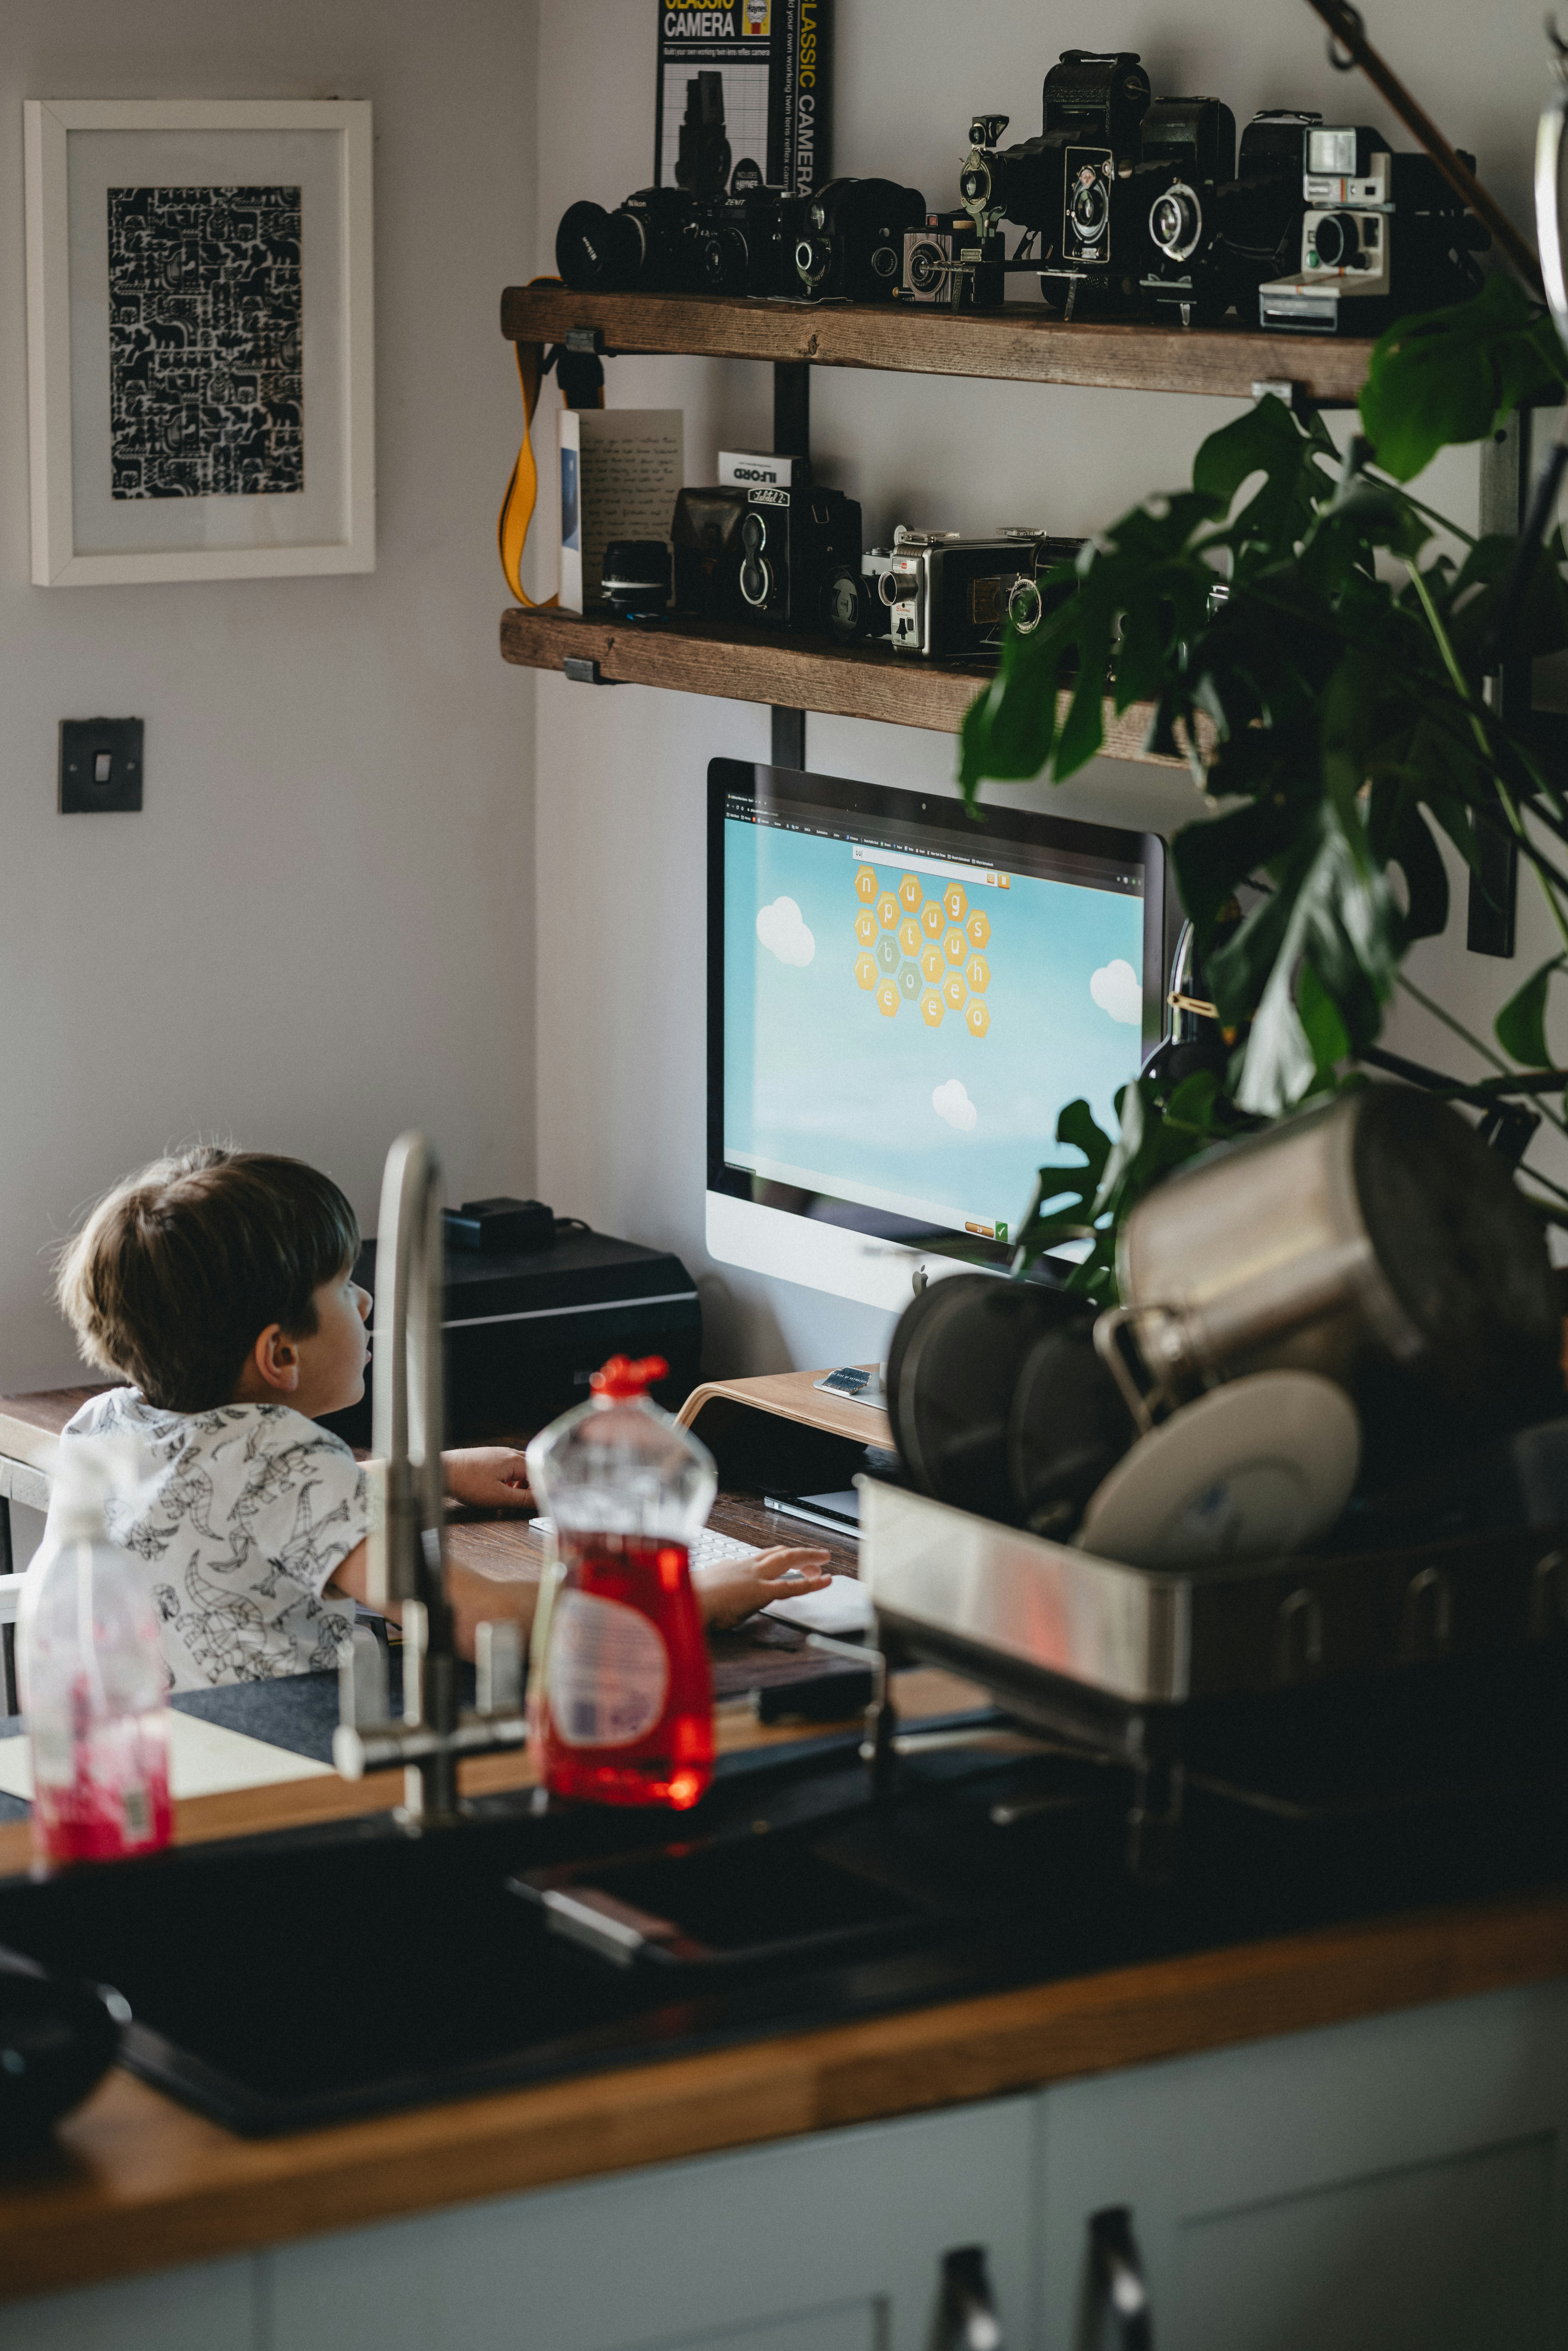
[939,2245,1003,2351]
[1088,2207,1152,2351]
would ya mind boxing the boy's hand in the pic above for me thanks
[442,1447,533,1511]
[692,1546,833,1632]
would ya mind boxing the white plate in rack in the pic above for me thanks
[1075,1371,1362,1572]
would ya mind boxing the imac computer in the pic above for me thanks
[707,759,1168,1315]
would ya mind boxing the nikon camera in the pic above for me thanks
[557,71,756,294]
[1144,110,1320,326]
[673,484,863,639]
[1259,123,1488,335]
[876,528,1084,660]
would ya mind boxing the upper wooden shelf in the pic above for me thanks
[499,604,1182,767]
[500,284,1374,404]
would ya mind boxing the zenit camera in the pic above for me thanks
[672,485,864,640]
[878,528,1084,661]
[793,178,927,302]
[902,211,1006,308]
[1144,110,1319,326]
[1259,122,1488,335]
[556,72,734,295]
[697,185,801,297]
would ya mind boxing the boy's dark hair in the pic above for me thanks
[56,1147,362,1413]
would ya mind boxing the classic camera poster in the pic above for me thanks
[654,0,829,198]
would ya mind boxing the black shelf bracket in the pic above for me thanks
[769,360,811,769]
[1473,412,1531,958]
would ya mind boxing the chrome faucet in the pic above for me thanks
[333,1132,526,1825]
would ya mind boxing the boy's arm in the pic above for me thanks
[327,1541,541,1657]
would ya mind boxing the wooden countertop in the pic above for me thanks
[4,1381,1568,2303]
[3,1874,1566,2303]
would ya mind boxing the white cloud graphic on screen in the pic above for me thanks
[1090,959,1142,1025]
[932,1079,978,1133]
[755,896,815,967]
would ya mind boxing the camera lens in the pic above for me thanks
[740,555,772,608]
[1070,173,1109,245]
[740,510,767,554]
[702,228,748,293]
[959,157,993,208]
[1312,212,1358,268]
[871,244,900,281]
[907,240,944,294]
[1007,577,1044,635]
[878,570,916,607]
[1150,183,1203,263]
[825,570,862,640]
[555,200,642,292]
[796,236,828,287]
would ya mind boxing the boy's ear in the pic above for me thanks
[248,1323,302,1394]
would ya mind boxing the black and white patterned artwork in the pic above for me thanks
[107,185,303,500]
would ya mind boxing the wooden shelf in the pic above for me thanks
[499,605,1182,765]
[500,284,1374,405]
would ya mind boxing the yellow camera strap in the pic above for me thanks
[497,279,606,608]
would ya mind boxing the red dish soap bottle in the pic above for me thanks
[525,1355,717,1810]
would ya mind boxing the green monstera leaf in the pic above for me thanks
[1360,276,1565,484]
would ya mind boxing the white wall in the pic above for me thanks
[0,0,538,1392]
[531,0,1568,1381]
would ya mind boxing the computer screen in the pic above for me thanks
[707,760,1166,1305]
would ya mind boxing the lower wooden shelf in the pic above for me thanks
[500,604,1181,766]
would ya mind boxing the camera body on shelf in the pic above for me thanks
[672,485,864,639]
[902,212,1007,308]
[556,185,710,294]
[877,528,1083,660]
[698,187,803,296]
[1259,122,1487,335]
[793,178,927,301]
[1039,50,1153,310]
[1144,109,1318,326]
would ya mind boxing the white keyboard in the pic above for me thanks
[528,1518,761,1571]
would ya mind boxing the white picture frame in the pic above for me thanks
[24,98,374,586]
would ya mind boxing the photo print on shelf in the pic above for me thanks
[107,185,304,500]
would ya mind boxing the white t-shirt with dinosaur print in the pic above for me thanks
[53,1391,366,1690]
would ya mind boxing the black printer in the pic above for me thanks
[321,1208,702,1448]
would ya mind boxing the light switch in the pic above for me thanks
[60,718,142,814]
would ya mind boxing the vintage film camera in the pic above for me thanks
[673,485,863,639]
[1144,110,1319,326]
[557,72,738,294]
[1040,50,1153,311]
[901,211,1006,308]
[1259,122,1488,335]
[876,528,1084,661]
[698,183,802,296]
[793,178,928,302]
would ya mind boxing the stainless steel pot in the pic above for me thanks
[1109,1086,1560,1421]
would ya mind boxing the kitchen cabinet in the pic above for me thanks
[1035,1975,1568,2350]
[262,2095,1033,2351]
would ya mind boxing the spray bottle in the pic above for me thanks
[19,1440,172,1866]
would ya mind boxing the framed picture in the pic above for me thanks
[24,98,374,587]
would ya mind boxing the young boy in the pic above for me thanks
[51,1147,830,1691]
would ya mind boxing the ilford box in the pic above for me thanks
[654,0,830,200]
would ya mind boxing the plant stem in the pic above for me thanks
[1371,475,1478,545]
[1395,971,1512,1073]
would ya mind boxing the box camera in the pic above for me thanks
[902,212,1006,308]
[1144,110,1319,326]
[672,485,864,639]
[878,528,1084,661]
[1259,123,1488,335]
[792,178,927,302]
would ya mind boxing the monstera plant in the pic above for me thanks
[959,275,1568,1299]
